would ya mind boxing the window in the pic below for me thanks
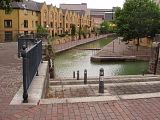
[44,11,47,18]
[24,20,28,28]
[60,23,62,28]
[36,12,38,16]
[55,22,57,28]
[32,11,34,15]
[35,21,38,26]
[43,21,47,28]
[55,13,57,20]
[52,30,54,37]
[66,23,68,28]
[51,13,54,19]
[5,31,12,42]
[4,20,12,28]
[50,22,53,28]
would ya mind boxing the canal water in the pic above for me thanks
[54,38,148,78]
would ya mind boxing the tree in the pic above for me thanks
[0,0,22,13]
[71,24,76,36]
[36,25,48,38]
[70,24,76,40]
[0,0,22,9]
[115,0,160,50]
[37,25,47,33]
[100,21,109,34]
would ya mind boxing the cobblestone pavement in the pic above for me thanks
[1,42,160,120]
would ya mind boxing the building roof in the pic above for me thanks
[11,1,42,11]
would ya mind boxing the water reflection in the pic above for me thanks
[55,38,148,78]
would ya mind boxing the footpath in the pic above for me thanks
[53,34,108,53]
[0,37,160,120]
[91,38,152,62]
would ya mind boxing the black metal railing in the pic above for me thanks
[18,38,39,58]
[21,40,42,103]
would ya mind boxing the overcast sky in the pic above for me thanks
[34,0,125,9]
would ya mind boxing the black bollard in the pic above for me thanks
[73,71,75,78]
[77,70,79,80]
[99,68,104,93]
[84,69,87,84]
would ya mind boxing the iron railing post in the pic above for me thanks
[21,45,28,103]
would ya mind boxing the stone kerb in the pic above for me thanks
[10,61,49,105]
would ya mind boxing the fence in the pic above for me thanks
[17,33,49,57]
[18,38,38,57]
[21,40,42,103]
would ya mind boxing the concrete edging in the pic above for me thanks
[10,61,49,105]
[90,56,137,62]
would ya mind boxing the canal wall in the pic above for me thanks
[53,34,115,53]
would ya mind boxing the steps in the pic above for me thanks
[40,74,160,104]
[49,75,160,86]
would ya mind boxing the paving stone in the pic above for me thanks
[1,41,160,120]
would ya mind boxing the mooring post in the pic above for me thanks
[73,71,75,78]
[77,70,79,80]
[84,69,87,84]
[99,68,104,93]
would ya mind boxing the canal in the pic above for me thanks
[54,37,148,78]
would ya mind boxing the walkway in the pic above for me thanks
[92,38,152,61]
[45,75,160,103]
[1,42,160,120]
[53,35,108,53]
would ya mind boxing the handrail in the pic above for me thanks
[21,40,42,103]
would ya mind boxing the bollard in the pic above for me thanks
[99,68,104,93]
[73,71,75,78]
[84,69,87,84]
[77,70,79,80]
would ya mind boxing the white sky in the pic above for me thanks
[34,0,125,9]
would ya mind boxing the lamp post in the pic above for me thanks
[78,25,81,40]
[152,42,160,75]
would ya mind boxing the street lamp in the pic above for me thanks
[77,25,81,40]
[46,25,49,40]
[152,41,160,75]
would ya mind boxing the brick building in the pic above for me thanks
[0,0,92,42]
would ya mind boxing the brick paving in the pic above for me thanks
[96,38,152,61]
[47,80,160,98]
[1,41,160,120]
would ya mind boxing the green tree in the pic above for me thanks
[36,25,48,38]
[37,25,47,33]
[100,21,109,34]
[0,0,22,9]
[70,24,76,40]
[115,0,160,50]
[71,24,76,36]
[0,0,22,13]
